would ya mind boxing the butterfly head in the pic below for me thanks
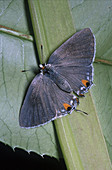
[39,64,51,74]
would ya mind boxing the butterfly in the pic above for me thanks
[19,28,95,128]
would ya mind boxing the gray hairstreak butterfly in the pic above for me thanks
[19,28,96,128]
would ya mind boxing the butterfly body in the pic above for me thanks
[41,64,72,93]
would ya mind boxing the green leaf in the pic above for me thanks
[0,0,31,34]
[0,0,112,169]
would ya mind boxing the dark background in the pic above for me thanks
[0,141,67,170]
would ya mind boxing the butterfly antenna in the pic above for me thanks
[21,69,31,72]
[75,109,88,115]
[41,44,44,64]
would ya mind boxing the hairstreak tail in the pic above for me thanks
[19,28,95,128]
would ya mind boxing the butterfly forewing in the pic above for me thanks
[48,28,95,66]
[48,28,95,95]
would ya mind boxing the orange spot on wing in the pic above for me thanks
[82,79,90,87]
[63,103,71,111]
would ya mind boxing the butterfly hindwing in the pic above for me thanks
[53,65,93,95]
[19,74,76,128]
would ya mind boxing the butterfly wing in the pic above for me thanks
[48,28,95,96]
[19,74,76,128]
